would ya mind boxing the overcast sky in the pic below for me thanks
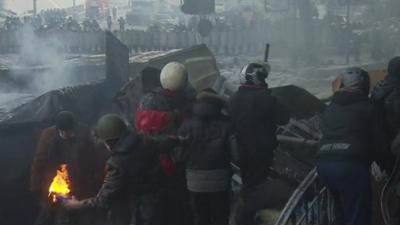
[5,0,180,14]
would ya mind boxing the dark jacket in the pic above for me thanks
[318,91,374,163]
[135,88,193,135]
[178,94,234,192]
[229,85,290,188]
[179,96,232,171]
[30,124,105,201]
[80,131,179,220]
[372,75,400,138]
[371,75,400,171]
[135,88,194,176]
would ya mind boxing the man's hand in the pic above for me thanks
[61,197,84,210]
[178,135,190,145]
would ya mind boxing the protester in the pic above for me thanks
[372,56,400,173]
[318,67,373,225]
[62,114,181,225]
[229,62,290,225]
[135,62,195,225]
[177,89,236,225]
[31,111,105,225]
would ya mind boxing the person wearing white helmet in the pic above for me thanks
[159,62,188,92]
[136,61,191,137]
[135,62,195,225]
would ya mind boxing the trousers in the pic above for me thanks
[190,191,230,225]
[317,161,371,225]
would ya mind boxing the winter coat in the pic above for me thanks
[229,85,290,188]
[318,91,374,164]
[135,88,194,135]
[178,92,234,192]
[135,88,194,175]
[80,131,179,224]
[371,75,400,171]
[30,124,105,202]
[372,75,400,139]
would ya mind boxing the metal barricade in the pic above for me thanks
[275,168,335,225]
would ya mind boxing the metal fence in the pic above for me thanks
[275,168,336,225]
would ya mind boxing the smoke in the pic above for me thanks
[10,25,73,93]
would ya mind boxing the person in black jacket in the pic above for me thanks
[371,56,400,172]
[229,62,290,225]
[177,89,236,225]
[317,67,373,225]
[61,114,180,225]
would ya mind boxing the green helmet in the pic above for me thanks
[95,114,128,142]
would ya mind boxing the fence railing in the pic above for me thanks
[275,168,335,225]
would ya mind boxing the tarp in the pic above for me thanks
[0,32,128,225]
[128,44,223,92]
[271,85,326,119]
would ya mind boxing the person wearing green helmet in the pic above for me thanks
[62,114,181,225]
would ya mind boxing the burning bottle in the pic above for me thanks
[48,164,71,203]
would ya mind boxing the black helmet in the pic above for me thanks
[388,56,400,76]
[55,111,76,131]
[340,67,370,93]
[240,62,271,86]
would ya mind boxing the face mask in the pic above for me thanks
[58,130,75,140]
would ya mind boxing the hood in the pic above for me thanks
[388,56,400,77]
[371,78,396,102]
[193,92,226,119]
[332,91,369,106]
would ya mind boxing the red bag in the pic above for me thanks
[135,105,172,135]
[135,104,178,175]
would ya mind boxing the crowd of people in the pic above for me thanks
[27,55,400,225]
[30,61,289,225]
[1,15,104,32]
[29,56,400,225]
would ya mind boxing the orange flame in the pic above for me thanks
[48,164,71,203]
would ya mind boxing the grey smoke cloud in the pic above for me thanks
[9,25,73,93]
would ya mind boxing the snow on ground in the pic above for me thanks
[216,55,386,98]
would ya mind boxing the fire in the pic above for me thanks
[48,164,71,203]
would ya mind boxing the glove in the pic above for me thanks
[61,196,84,210]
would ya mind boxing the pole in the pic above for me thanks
[264,43,270,62]
[72,0,76,18]
[33,0,37,15]
[345,0,350,65]
[291,0,298,68]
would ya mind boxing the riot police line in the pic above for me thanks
[0,28,269,56]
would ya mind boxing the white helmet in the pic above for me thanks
[160,62,188,91]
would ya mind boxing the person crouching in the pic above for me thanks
[317,67,374,225]
[177,89,236,225]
